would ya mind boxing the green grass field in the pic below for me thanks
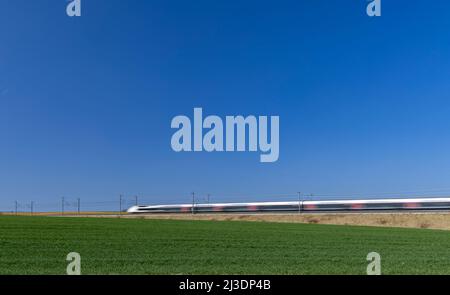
[1,216,450,274]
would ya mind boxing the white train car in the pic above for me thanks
[127,197,450,214]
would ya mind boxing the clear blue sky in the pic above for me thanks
[2,0,450,211]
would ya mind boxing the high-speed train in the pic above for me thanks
[127,197,450,214]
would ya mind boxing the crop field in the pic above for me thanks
[1,216,450,274]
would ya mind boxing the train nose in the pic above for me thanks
[127,206,139,213]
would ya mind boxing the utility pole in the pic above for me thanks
[30,201,34,215]
[62,197,65,215]
[191,192,195,214]
[135,195,138,206]
[207,194,210,204]
[297,192,302,213]
[77,198,80,215]
[119,194,123,217]
[15,201,18,216]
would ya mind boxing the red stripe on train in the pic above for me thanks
[403,202,420,209]
[351,203,364,210]
[304,204,317,210]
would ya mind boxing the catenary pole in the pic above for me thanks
[119,194,123,217]
[297,192,302,213]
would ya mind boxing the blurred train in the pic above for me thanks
[127,197,450,214]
